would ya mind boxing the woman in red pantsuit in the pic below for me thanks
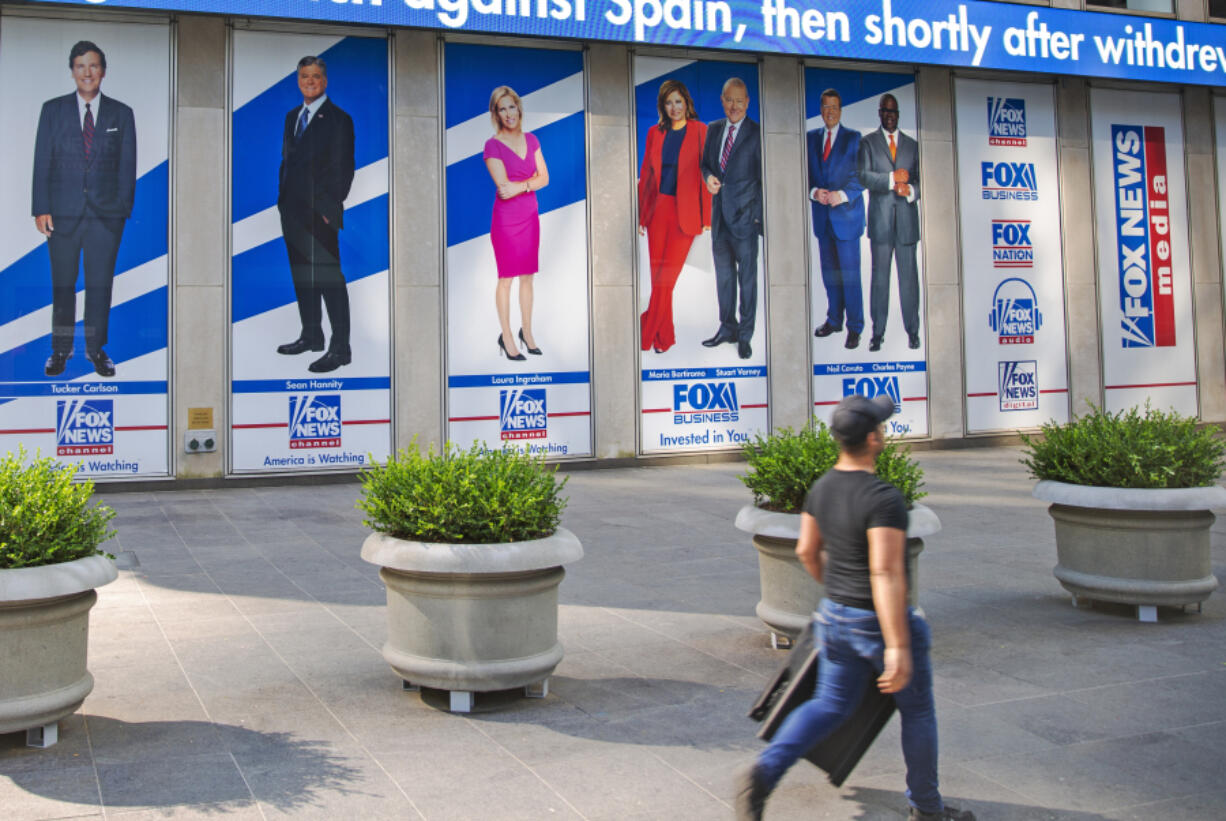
[638,79,711,353]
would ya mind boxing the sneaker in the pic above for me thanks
[734,763,770,821]
[909,805,975,821]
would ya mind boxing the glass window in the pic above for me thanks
[1087,0,1173,11]
[1211,0,1226,18]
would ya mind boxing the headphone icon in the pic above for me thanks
[988,277,1043,334]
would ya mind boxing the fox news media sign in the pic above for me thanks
[500,388,547,441]
[955,78,1069,433]
[57,399,114,456]
[641,367,768,454]
[1091,89,1195,415]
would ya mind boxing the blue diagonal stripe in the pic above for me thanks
[444,44,583,130]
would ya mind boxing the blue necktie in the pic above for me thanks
[294,107,309,140]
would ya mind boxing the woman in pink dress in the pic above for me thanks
[484,86,549,361]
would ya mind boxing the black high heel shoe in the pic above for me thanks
[498,334,527,361]
[518,329,542,356]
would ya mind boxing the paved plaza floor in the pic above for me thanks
[3,446,1226,819]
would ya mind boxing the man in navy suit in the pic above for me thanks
[808,88,866,350]
[700,77,763,360]
[32,40,136,378]
[276,55,355,374]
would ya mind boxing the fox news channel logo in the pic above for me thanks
[500,388,547,440]
[991,220,1033,268]
[288,394,341,449]
[842,375,902,415]
[981,161,1038,201]
[672,382,739,424]
[998,361,1039,411]
[988,277,1044,345]
[56,399,114,456]
[1111,124,1175,348]
[987,97,1027,147]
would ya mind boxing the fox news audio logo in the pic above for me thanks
[988,277,1043,345]
[1111,124,1175,348]
[56,399,114,456]
[672,382,739,424]
[500,388,547,440]
[987,97,1027,147]
[842,375,902,415]
[289,394,341,449]
[981,162,1038,201]
[991,220,1033,268]
[998,361,1038,412]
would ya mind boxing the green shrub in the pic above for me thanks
[357,442,568,543]
[0,449,116,570]
[740,422,926,512]
[1021,404,1226,489]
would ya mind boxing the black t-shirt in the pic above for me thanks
[802,469,909,611]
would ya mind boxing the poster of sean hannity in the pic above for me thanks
[444,43,592,458]
[0,18,170,477]
[1089,88,1196,416]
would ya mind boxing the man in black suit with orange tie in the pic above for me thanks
[276,55,356,374]
[32,40,136,378]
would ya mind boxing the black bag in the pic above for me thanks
[747,619,896,787]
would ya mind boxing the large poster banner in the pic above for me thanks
[1090,88,1196,415]
[444,44,592,458]
[230,32,391,473]
[1216,96,1226,340]
[805,68,926,438]
[0,18,170,477]
[954,78,1069,432]
[634,57,768,454]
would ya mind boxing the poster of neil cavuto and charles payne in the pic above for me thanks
[0,18,171,477]
[444,43,593,459]
[634,57,769,455]
[806,67,929,439]
[230,32,391,473]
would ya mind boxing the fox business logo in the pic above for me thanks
[500,388,547,440]
[998,361,1039,412]
[987,97,1027,147]
[842,375,902,415]
[56,399,114,456]
[991,220,1033,268]
[673,382,739,424]
[981,162,1038,201]
[289,394,341,449]
[988,277,1044,345]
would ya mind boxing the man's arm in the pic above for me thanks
[856,136,893,193]
[868,524,911,693]
[833,132,865,205]
[699,121,720,186]
[320,110,356,226]
[32,101,55,234]
[117,105,137,218]
[795,511,824,584]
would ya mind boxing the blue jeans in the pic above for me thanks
[756,599,942,814]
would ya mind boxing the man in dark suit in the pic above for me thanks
[32,40,136,378]
[700,77,763,360]
[857,93,921,353]
[276,55,355,374]
[808,88,866,350]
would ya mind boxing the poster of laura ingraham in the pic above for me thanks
[805,67,928,439]
[0,18,170,478]
[230,31,391,473]
[444,43,592,458]
[634,56,769,455]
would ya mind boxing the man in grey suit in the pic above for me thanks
[700,77,763,360]
[857,93,921,352]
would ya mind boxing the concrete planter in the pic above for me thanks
[361,528,583,712]
[735,503,938,648]
[1033,480,1225,622]
[0,555,118,747]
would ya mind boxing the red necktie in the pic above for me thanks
[82,102,94,160]
[823,130,832,162]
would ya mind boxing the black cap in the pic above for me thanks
[829,394,895,442]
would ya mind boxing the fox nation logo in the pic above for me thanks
[991,220,1033,269]
[56,399,114,456]
[842,375,902,415]
[981,162,1038,201]
[289,394,341,449]
[500,388,547,440]
[987,97,1027,147]
[998,361,1039,412]
[988,277,1044,345]
[672,382,739,424]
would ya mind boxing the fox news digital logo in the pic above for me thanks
[987,97,1027,147]
[289,394,341,449]
[672,382,739,424]
[56,399,114,456]
[981,162,1038,201]
[842,375,902,415]
[998,361,1039,412]
[500,388,547,440]
[988,277,1044,345]
[991,220,1033,268]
